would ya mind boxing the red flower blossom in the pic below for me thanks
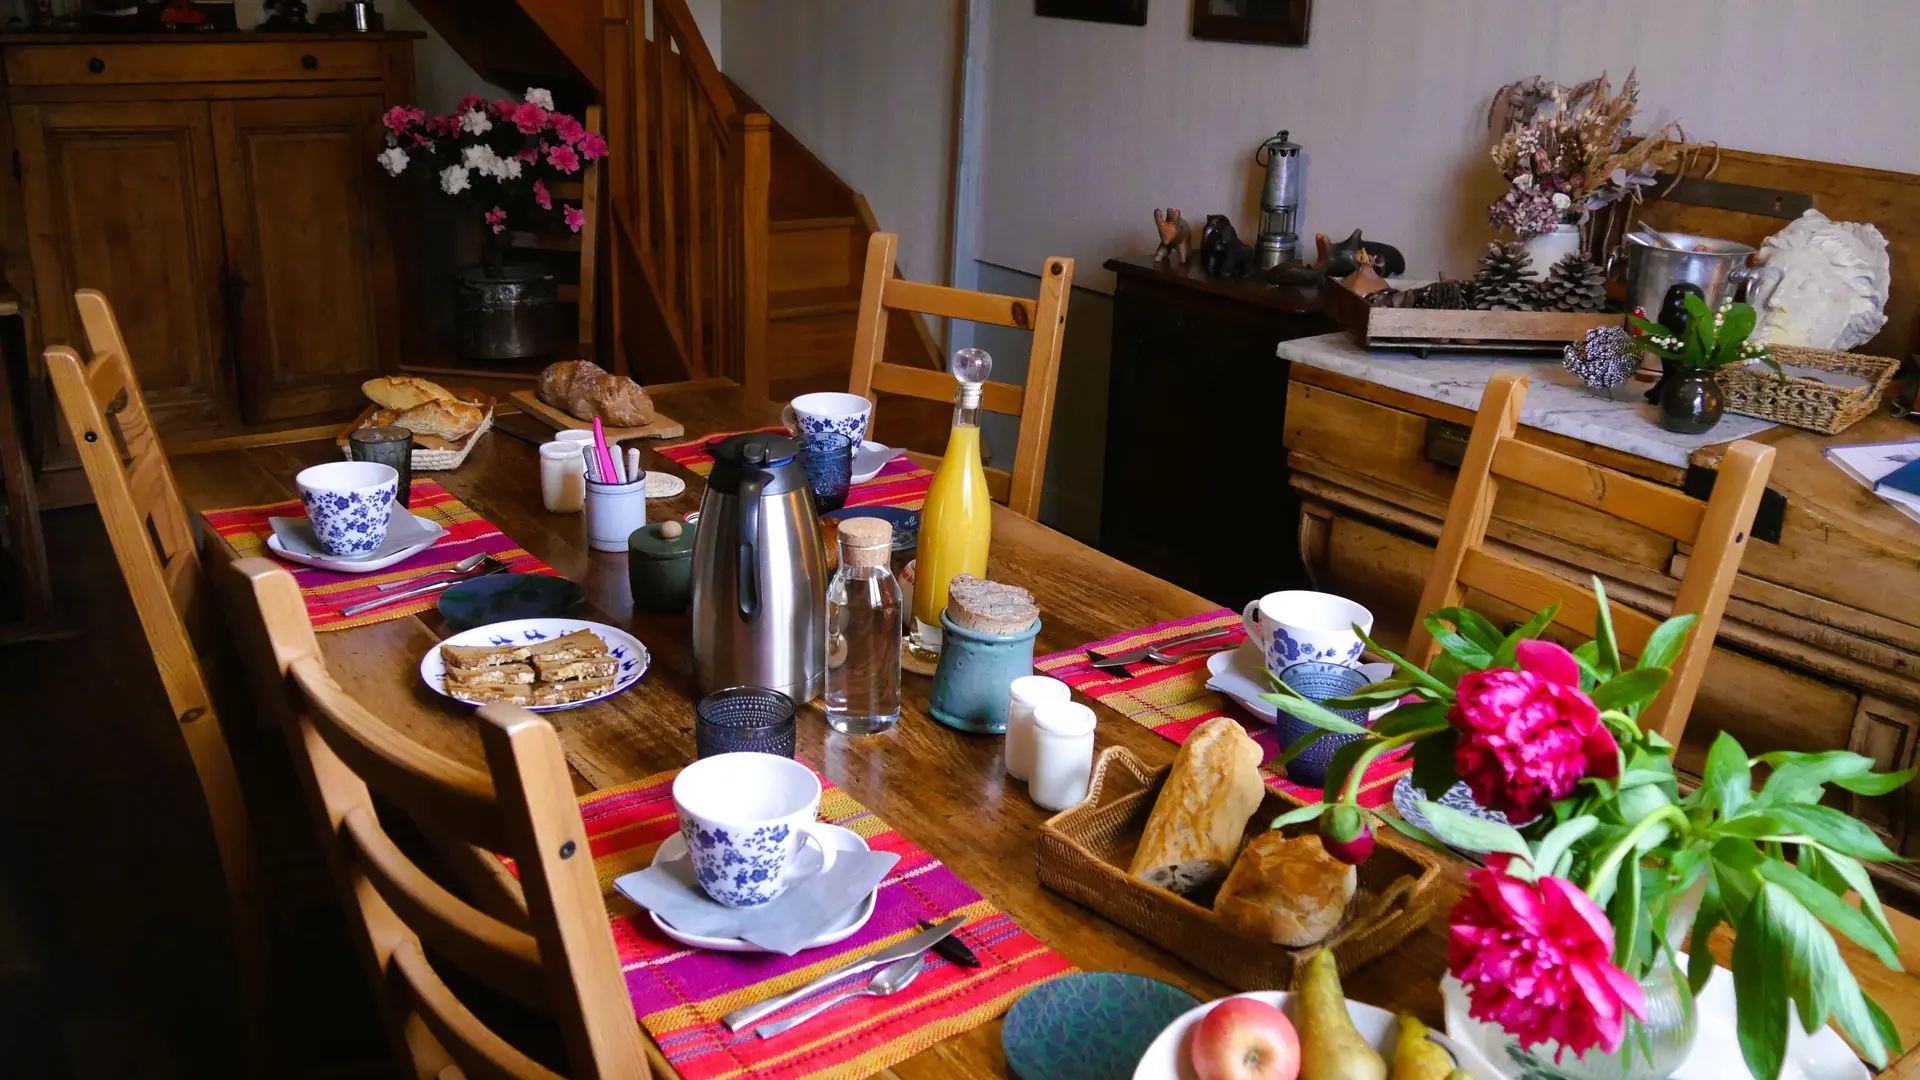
[1449,858,1646,1060]
[515,146,540,164]
[381,105,425,133]
[511,102,550,135]
[545,143,581,174]
[577,131,609,161]
[1449,640,1617,821]
[457,94,486,113]
[532,178,552,211]
[564,204,584,233]
[552,114,586,145]
[484,206,506,235]
[408,132,434,149]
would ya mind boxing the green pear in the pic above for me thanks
[1389,1014,1454,1080]
[1295,949,1387,1080]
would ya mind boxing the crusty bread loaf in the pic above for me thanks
[393,399,485,441]
[1213,833,1356,946]
[946,574,1038,634]
[537,360,656,427]
[363,376,454,411]
[1128,716,1265,894]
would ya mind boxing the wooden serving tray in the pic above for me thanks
[334,390,495,470]
[1324,277,1615,354]
[507,389,685,440]
[1037,746,1441,991]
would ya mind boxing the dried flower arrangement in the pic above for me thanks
[1486,70,1686,240]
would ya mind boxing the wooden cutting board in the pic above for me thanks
[508,389,685,440]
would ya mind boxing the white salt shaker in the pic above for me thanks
[1004,675,1071,782]
[1029,700,1097,811]
[539,441,587,513]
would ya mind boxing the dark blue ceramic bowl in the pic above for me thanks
[437,574,587,633]
[1276,661,1372,787]
[1001,972,1199,1080]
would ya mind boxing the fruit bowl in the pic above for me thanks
[1132,991,1397,1080]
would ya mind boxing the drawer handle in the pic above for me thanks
[301,53,318,70]
[87,57,105,74]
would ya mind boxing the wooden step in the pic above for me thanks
[769,284,860,320]
[768,216,861,294]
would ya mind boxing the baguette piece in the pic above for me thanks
[525,629,606,663]
[445,662,536,687]
[1213,833,1356,946]
[441,641,533,670]
[533,656,618,683]
[532,676,614,706]
[393,399,484,441]
[1127,716,1265,894]
[364,376,454,411]
[448,681,533,705]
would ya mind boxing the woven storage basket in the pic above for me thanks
[1037,746,1441,991]
[1718,345,1899,435]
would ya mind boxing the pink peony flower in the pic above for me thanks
[1449,858,1646,1060]
[515,146,540,164]
[484,206,506,235]
[577,131,609,161]
[511,102,550,135]
[408,132,434,149]
[563,204,584,233]
[491,98,517,118]
[552,113,585,145]
[1449,641,1617,821]
[532,178,552,211]
[545,143,581,174]
[381,105,425,133]
[457,94,487,113]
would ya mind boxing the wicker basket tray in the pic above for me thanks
[1037,746,1441,991]
[1718,344,1900,435]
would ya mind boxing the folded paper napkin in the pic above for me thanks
[267,507,446,561]
[617,844,901,954]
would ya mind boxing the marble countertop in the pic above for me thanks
[1275,333,1776,468]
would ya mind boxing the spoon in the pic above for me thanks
[755,955,926,1038]
[374,552,489,591]
[1635,220,1682,250]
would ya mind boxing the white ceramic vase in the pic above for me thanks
[1521,223,1583,280]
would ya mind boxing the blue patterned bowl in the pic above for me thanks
[1002,972,1200,1080]
[1276,661,1372,787]
[295,460,397,557]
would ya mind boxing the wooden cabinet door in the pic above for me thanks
[13,100,229,434]
[210,96,398,424]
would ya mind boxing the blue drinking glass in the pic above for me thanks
[1276,661,1373,787]
[694,686,797,759]
[798,431,854,514]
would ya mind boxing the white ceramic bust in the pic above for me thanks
[1746,208,1891,351]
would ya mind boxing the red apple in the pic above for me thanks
[1188,997,1300,1080]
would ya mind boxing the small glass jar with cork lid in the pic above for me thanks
[824,516,903,735]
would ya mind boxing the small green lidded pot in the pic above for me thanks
[928,608,1042,734]
[629,518,697,612]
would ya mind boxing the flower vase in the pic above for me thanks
[1657,370,1724,435]
[1497,958,1697,1080]
[1521,223,1582,280]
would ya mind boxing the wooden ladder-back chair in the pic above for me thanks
[225,555,652,1080]
[1404,372,1776,745]
[847,232,1072,520]
[44,288,271,1060]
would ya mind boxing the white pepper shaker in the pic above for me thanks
[1029,700,1097,811]
[1004,675,1072,782]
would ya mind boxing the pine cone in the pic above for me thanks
[1412,280,1471,309]
[1542,254,1608,312]
[1470,242,1540,311]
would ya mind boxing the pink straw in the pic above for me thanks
[591,417,617,485]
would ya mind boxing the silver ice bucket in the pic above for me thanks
[1609,232,1756,317]
[452,263,560,360]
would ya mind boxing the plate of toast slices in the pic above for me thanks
[421,618,648,711]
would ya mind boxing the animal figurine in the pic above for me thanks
[1342,251,1392,298]
[1201,215,1257,279]
[1317,229,1407,279]
[1152,208,1191,267]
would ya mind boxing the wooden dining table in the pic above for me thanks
[174,378,1920,1079]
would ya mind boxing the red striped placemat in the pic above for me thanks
[657,427,937,511]
[579,767,1072,1080]
[1034,610,1409,807]
[201,480,561,632]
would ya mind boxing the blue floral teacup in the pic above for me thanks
[671,752,838,908]
[295,461,398,557]
[782,391,872,445]
[1241,590,1374,683]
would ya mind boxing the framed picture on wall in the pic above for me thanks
[1191,0,1310,45]
[1036,0,1149,26]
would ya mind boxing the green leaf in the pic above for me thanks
[1762,882,1890,1068]
[1489,605,1559,670]
[1259,693,1373,736]
[1272,728,1325,771]
[1425,611,1494,668]
[1429,606,1504,651]
[1767,804,1900,861]
[1429,650,1472,687]
[1715,303,1758,367]
[1353,627,1456,698]
[1701,732,1753,818]
[1637,613,1697,673]
[1568,642,1604,691]
[1756,749,1880,805]
[1688,873,1723,994]
[1592,578,1622,676]
[1369,699,1448,738]
[1319,737,1372,799]
[1320,682,1421,709]
[1757,859,1902,969]
[1864,992,1906,1060]
[1682,291,1712,322]
[1420,800,1533,863]
[1832,768,1916,797]
[1811,848,1901,959]
[1270,804,1325,829]
[1409,729,1461,804]
[1590,667,1671,712]
[1532,815,1599,879]
[1378,810,1450,854]
[1732,887,1789,1080]
[1609,856,1642,967]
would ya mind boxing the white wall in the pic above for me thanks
[981,0,1920,292]
[720,0,963,289]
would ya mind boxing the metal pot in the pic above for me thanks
[1608,232,1756,317]
[452,263,559,360]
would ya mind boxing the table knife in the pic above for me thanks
[339,564,507,617]
[720,915,965,1032]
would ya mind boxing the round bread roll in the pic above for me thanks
[1212,832,1356,947]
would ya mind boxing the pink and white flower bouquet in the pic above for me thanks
[1266,581,1908,1079]
[375,87,607,239]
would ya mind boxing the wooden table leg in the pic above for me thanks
[0,297,70,644]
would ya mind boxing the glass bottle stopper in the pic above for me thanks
[951,347,992,408]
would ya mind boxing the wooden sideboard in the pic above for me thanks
[0,32,419,501]
[1100,256,1333,606]
[1280,339,1920,899]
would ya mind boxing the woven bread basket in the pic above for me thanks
[1037,746,1441,991]
[1718,345,1899,435]
[336,401,495,471]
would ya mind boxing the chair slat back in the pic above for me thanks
[1406,372,1775,744]
[226,557,650,1080]
[846,232,1072,519]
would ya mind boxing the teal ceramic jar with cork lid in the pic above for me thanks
[928,575,1041,733]
[629,518,697,612]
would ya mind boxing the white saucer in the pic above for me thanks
[265,507,448,573]
[636,824,878,953]
[1206,642,1396,724]
[851,440,899,484]
[419,618,648,713]
[1133,990,1396,1080]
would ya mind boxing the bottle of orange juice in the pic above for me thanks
[909,348,994,657]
